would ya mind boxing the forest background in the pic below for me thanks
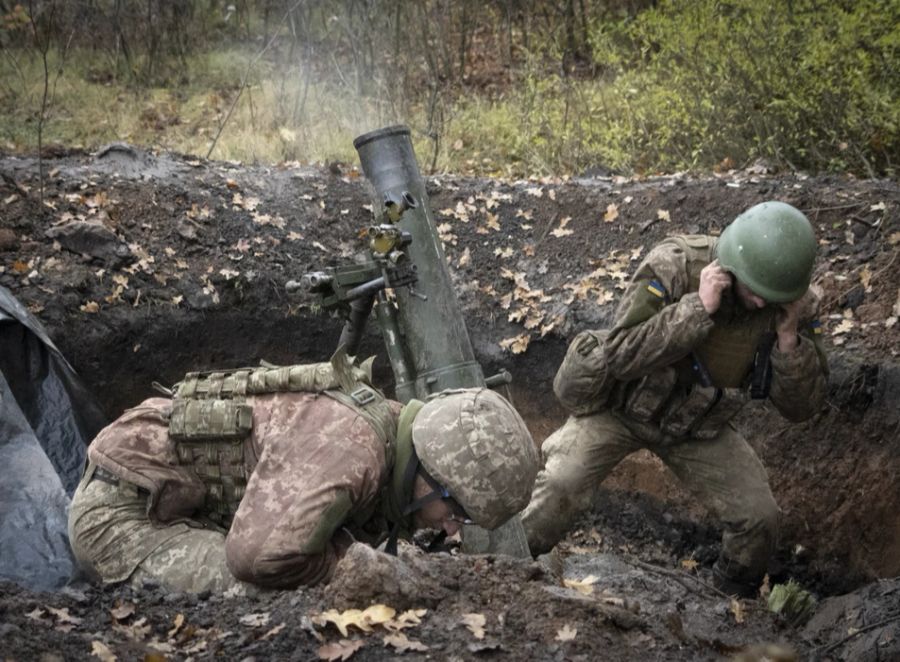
[0,0,897,179]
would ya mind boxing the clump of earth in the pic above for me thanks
[0,146,897,660]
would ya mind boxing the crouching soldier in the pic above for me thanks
[521,201,828,597]
[68,349,539,593]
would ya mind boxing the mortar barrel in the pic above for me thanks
[354,126,484,400]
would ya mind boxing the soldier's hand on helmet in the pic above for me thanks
[776,284,822,353]
[698,260,733,314]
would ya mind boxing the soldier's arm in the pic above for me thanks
[605,240,714,382]
[768,290,828,422]
[225,410,385,589]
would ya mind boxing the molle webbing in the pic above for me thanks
[174,362,347,400]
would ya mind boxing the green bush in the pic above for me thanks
[602,0,900,175]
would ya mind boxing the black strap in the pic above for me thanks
[750,332,776,399]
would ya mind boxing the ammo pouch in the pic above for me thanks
[166,351,393,529]
[623,369,749,441]
[623,367,678,422]
[554,329,616,416]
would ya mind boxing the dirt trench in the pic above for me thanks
[0,147,898,659]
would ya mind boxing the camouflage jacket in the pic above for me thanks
[604,235,828,426]
[88,391,400,588]
[554,235,827,440]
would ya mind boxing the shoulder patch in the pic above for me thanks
[647,280,667,299]
[809,319,823,334]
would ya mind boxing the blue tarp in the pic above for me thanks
[0,285,106,590]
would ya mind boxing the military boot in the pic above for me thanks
[712,557,762,599]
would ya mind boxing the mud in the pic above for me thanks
[0,146,898,660]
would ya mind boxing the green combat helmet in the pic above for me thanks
[716,201,817,303]
[412,388,539,530]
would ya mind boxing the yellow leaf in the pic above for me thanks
[604,203,619,223]
[91,641,117,662]
[563,575,598,595]
[555,624,577,641]
[680,558,699,571]
[461,613,486,639]
[859,265,872,292]
[499,333,530,354]
[458,247,471,267]
[888,232,900,246]
[730,598,745,624]
[383,632,429,652]
[80,301,100,313]
[361,604,396,628]
[657,209,671,222]
[317,638,364,661]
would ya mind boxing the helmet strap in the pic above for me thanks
[385,452,450,555]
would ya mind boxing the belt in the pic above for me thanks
[91,465,150,495]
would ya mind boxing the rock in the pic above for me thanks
[328,542,450,610]
[0,228,18,251]
[45,220,127,264]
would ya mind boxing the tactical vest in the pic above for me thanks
[621,235,775,440]
[167,351,396,529]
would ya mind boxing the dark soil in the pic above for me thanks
[0,146,898,660]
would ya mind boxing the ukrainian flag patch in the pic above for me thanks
[647,280,666,299]
[810,319,823,334]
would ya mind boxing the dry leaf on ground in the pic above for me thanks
[91,640,117,662]
[461,613,486,639]
[604,204,619,223]
[383,632,429,652]
[730,599,745,624]
[563,575,599,595]
[556,624,577,641]
[239,612,271,628]
[317,639,364,661]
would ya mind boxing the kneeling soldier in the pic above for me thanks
[69,350,539,592]
[522,201,828,596]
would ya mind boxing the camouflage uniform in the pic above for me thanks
[522,235,827,586]
[69,389,398,593]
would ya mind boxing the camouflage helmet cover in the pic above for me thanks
[716,201,817,303]
[411,388,539,530]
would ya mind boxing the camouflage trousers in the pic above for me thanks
[68,463,255,595]
[521,411,779,582]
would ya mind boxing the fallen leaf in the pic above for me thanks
[91,640,117,661]
[225,178,239,190]
[563,575,598,595]
[361,604,396,628]
[25,607,46,622]
[384,609,427,632]
[860,265,872,292]
[680,558,699,571]
[551,216,574,238]
[730,598,745,624]
[870,201,886,212]
[262,623,286,640]
[317,639,364,661]
[219,268,240,280]
[168,613,185,638]
[604,203,619,223]
[12,259,29,273]
[499,333,530,354]
[80,301,100,313]
[383,632,429,652]
[556,624,577,641]
[239,612,271,628]
[461,613,486,639]
[832,318,855,335]
[525,186,543,198]
[494,246,514,259]
[109,602,135,621]
[458,247,471,267]
[113,617,151,640]
[657,209,671,222]
[888,232,900,246]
